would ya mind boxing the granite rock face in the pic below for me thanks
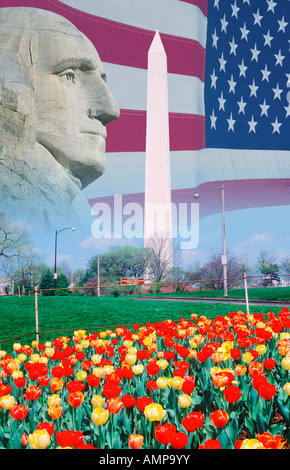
[0,7,120,230]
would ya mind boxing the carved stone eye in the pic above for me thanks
[65,72,75,83]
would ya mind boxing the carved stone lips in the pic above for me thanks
[81,129,107,139]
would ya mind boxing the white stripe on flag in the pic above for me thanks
[104,62,205,115]
[83,148,290,199]
[58,0,207,47]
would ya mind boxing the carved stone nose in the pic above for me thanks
[87,107,120,125]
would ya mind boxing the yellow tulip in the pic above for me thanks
[39,357,48,364]
[283,383,290,396]
[157,359,169,370]
[132,364,144,375]
[93,367,105,379]
[91,407,109,426]
[12,370,23,380]
[0,395,15,409]
[76,370,87,382]
[125,353,137,365]
[103,365,114,376]
[13,343,22,352]
[31,340,38,348]
[91,354,102,365]
[156,377,168,390]
[74,330,86,340]
[17,354,27,363]
[128,347,138,355]
[168,376,184,390]
[188,350,197,359]
[281,333,290,341]
[81,340,90,349]
[31,354,40,363]
[240,439,265,449]
[91,395,106,408]
[281,357,290,370]
[144,403,166,422]
[178,394,191,408]
[242,352,253,364]
[29,430,51,449]
[48,394,62,407]
[256,345,267,355]
[45,348,55,358]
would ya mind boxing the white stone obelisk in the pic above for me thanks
[144,31,173,279]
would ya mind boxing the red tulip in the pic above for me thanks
[224,385,242,403]
[136,397,153,412]
[182,411,205,432]
[87,375,100,387]
[24,385,42,401]
[210,410,229,428]
[121,394,136,408]
[10,404,29,420]
[155,423,177,445]
[258,382,276,401]
[199,439,222,449]
[14,377,26,388]
[36,422,55,436]
[56,430,84,448]
[68,391,84,407]
[67,381,85,393]
[170,432,188,449]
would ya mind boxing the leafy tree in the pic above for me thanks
[89,246,149,284]
[56,273,70,296]
[256,250,280,286]
[39,269,54,296]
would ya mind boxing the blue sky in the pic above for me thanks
[31,202,290,277]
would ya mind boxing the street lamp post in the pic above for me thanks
[54,226,75,296]
[194,184,228,297]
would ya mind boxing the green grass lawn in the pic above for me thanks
[137,286,290,301]
[0,294,286,353]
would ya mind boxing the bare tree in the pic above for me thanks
[184,251,244,290]
[0,215,32,261]
[2,247,41,294]
[280,254,290,285]
[144,237,178,284]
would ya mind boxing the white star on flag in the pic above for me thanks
[271,117,282,133]
[227,112,236,131]
[237,96,247,114]
[260,99,270,116]
[272,83,282,100]
[248,115,258,133]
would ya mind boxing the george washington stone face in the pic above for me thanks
[0,7,119,229]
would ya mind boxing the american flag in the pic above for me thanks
[1,0,290,217]
[205,0,290,151]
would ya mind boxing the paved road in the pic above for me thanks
[133,296,289,308]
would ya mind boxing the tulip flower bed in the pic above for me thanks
[1,309,290,450]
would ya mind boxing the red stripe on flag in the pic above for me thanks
[179,0,208,17]
[2,0,205,80]
[106,110,205,152]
